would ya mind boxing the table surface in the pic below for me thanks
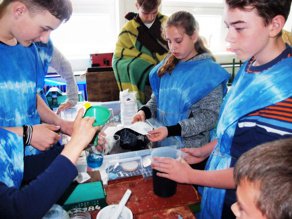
[91,176,200,218]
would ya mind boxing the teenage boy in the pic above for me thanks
[0,1,100,218]
[113,0,168,103]
[0,0,73,154]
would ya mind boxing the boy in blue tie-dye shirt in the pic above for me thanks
[0,0,100,218]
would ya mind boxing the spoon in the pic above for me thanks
[112,189,132,219]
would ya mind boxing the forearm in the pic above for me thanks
[198,139,217,158]
[189,168,235,189]
[145,93,157,118]
[2,126,23,136]
[37,94,61,125]
[23,144,63,183]
[51,47,78,105]
[0,155,77,219]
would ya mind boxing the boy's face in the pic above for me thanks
[136,4,158,24]
[231,179,267,219]
[223,6,270,62]
[12,7,61,46]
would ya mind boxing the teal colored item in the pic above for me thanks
[84,106,111,126]
[63,181,107,212]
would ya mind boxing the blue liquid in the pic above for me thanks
[87,153,103,168]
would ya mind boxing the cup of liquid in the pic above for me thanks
[86,146,103,169]
[151,147,180,197]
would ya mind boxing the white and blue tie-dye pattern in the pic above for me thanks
[0,43,43,155]
[35,40,54,93]
[198,57,292,219]
[149,55,230,146]
[0,128,24,188]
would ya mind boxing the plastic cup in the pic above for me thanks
[96,204,133,219]
[151,147,180,197]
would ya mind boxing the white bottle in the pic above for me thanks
[120,90,138,126]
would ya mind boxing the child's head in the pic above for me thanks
[158,11,211,77]
[136,0,161,24]
[0,0,72,46]
[224,0,291,62]
[232,138,292,219]
[225,0,291,25]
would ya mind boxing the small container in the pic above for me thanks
[96,204,133,219]
[86,146,103,169]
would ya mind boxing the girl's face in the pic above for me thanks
[224,6,274,64]
[12,5,61,46]
[165,25,197,61]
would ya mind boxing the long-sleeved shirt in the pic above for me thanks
[0,146,77,219]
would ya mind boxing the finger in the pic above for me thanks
[76,108,85,120]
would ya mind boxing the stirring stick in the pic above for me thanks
[112,189,132,219]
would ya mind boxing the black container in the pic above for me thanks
[152,169,177,197]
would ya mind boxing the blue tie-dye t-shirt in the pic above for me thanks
[0,43,43,154]
[0,128,24,188]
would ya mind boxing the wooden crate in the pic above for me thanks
[86,67,119,102]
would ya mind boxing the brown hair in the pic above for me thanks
[158,11,213,77]
[0,0,72,22]
[234,138,292,219]
[225,0,291,25]
[136,0,161,13]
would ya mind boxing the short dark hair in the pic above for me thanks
[1,0,72,22]
[234,138,292,219]
[136,0,161,13]
[225,0,291,26]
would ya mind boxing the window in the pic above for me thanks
[50,0,291,71]
[161,0,226,53]
[50,0,118,70]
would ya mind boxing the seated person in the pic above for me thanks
[232,138,292,219]
[113,0,168,103]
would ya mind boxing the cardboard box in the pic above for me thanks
[86,67,119,102]
[63,181,107,214]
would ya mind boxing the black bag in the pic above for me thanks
[115,128,150,151]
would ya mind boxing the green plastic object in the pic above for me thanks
[84,105,111,126]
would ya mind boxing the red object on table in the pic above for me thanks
[91,176,200,218]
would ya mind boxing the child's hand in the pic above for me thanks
[181,147,207,164]
[147,126,168,142]
[132,110,146,123]
[151,157,193,184]
[70,108,100,148]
